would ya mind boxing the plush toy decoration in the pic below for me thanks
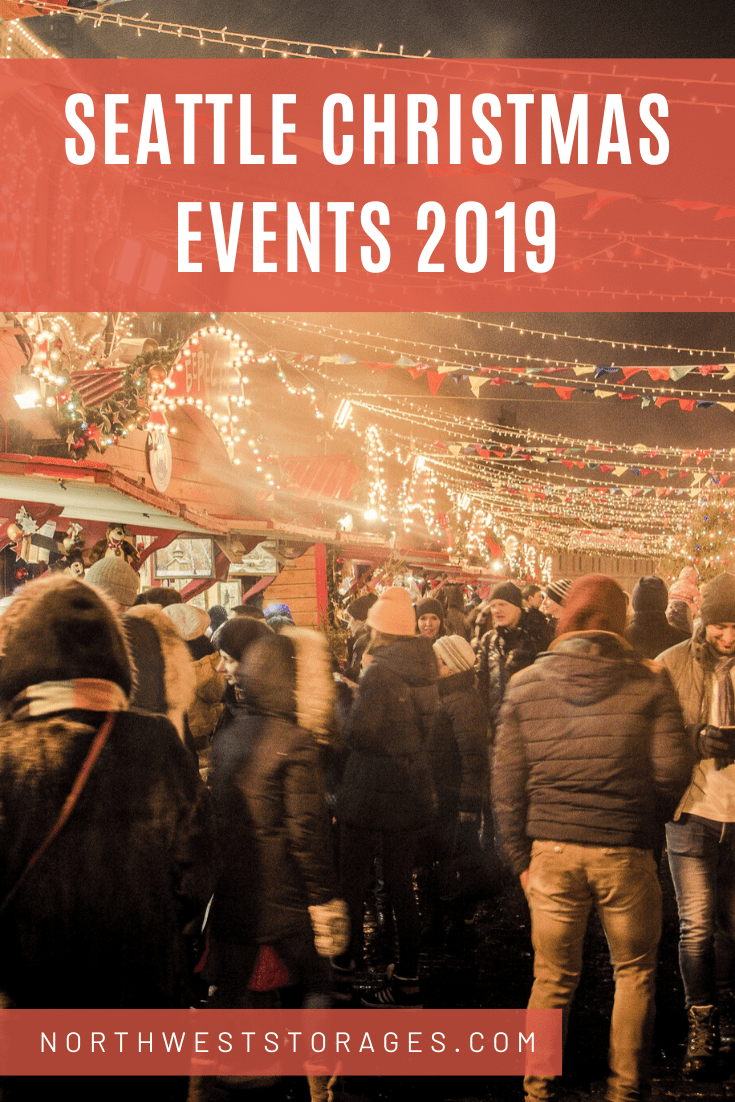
[48,549,86,578]
[88,523,139,567]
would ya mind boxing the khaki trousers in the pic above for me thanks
[523,840,661,1102]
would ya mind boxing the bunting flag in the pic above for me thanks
[310,352,735,413]
[426,371,445,396]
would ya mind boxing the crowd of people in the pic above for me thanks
[0,554,733,1102]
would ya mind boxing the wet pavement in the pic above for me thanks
[331,857,731,1102]
[193,854,735,1102]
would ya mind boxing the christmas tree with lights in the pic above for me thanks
[687,499,735,582]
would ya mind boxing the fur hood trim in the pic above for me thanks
[281,626,336,738]
[124,604,196,736]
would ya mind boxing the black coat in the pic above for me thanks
[0,709,214,1009]
[625,610,690,660]
[210,712,338,945]
[475,610,547,730]
[493,631,694,877]
[209,627,339,946]
[336,635,438,833]
[427,669,488,819]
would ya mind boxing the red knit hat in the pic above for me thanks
[556,575,627,637]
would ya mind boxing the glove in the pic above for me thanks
[308,898,350,958]
[698,725,735,770]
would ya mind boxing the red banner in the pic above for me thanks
[0,1009,562,1077]
[0,57,733,310]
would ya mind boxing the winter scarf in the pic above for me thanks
[8,678,128,722]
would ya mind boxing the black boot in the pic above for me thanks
[683,1004,719,1080]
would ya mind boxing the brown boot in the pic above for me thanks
[683,1004,719,1080]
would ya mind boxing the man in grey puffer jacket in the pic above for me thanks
[494,574,692,1102]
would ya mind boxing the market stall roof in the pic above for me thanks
[278,456,360,502]
[0,453,229,535]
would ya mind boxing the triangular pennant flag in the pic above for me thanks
[395,355,416,367]
[655,397,676,407]
[648,368,671,381]
[594,389,616,398]
[718,402,735,412]
[554,387,574,400]
[621,367,644,380]
[448,445,462,455]
[338,354,356,364]
[538,176,596,200]
[426,371,445,396]
[614,467,627,477]
[572,366,596,375]
[469,376,486,398]
[366,362,395,374]
[679,399,696,412]
[669,365,696,382]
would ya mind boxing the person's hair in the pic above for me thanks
[214,616,272,660]
[365,629,406,654]
[232,604,266,620]
[141,586,183,607]
[522,584,542,599]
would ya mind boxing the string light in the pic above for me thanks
[11,2,427,59]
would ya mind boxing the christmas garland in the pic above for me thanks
[57,341,180,460]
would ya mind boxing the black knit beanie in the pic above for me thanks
[0,575,132,702]
[489,582,523,609]
[346,592,378,622]
[415,597,444,619]
[631,576,668,613]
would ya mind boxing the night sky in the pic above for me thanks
[25,4,735,464]
[32,0,731,60]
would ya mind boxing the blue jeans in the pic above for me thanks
[666,814,735,1009]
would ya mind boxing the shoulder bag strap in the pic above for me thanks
[0,710,116,915]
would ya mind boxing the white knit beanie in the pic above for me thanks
[366,586,417,636]
[433,635,476,673]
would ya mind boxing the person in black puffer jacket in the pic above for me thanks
[493,574,693,1102]
[475,581,547,733]
[209,626,348,1102]
[209,626,346,1005]
[625,574,690,659]
[333,587,438,1009]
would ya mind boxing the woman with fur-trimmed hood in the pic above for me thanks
[208,625,348,1102]
[0,575,214,1100]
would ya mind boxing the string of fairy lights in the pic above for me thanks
[252,316,735,407]
[7,1,432,58]
[13,310,732,574]
[250,325,735,567]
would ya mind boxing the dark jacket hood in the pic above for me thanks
[536,630,647,707]
[370,634,439,687]
[237,626,335,739]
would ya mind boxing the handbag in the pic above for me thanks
[0,711,115,915]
